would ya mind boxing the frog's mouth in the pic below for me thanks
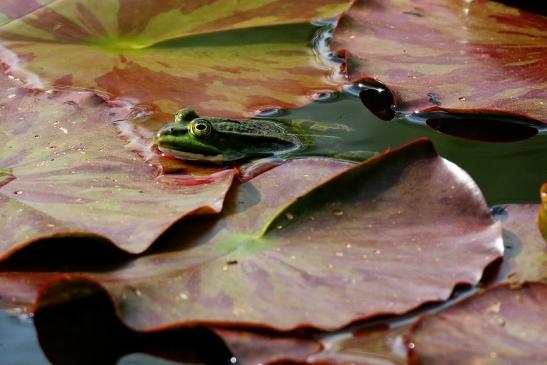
[157,145,244,163]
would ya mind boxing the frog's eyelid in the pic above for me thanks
[174,108,199,123]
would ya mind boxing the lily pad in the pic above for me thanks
[333,0,547,123]
[31,276,322,365]
[409,283,547,365]
[540,183,547,239]
[309,324,409,365]
[2,139,503,333]
[0,0,53,26]
[0,75,235,257]
[31,275,412,364]
[494,204,547,285]
[0,0,350,115]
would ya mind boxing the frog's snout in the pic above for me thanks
[156,127,174,139]
[155,125,189,142]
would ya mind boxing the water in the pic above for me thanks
[0,310,49,365]
[281,92,547,205]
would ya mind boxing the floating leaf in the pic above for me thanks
[0,0,350,115]
[494,204,547,285]
[0,75,235,256]
[215,329,321,365]
[31,276,321,365]
[0,0,53,26]
[539,183,547,240]
[333,0,547,123]
[1,139,503,333]
[309,325,409,365]
[409,283,547,365]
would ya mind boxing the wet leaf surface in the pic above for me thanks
[0,140,502,334]
[0,0,53,26]
[0,75,235,256]
[309,324,409,365]
[30,274,414,365]
[493,204,547,285]
[333,0,547,123]
[410,283,547,365]
[0,0,350,116]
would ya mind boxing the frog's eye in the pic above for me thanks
[189,119,212,138]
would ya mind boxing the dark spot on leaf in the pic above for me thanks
[403,11,423,17]
[427,92,441,105]
[226,260,238,265]
[490,206,508,221]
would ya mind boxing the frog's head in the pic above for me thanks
[154,109,301,163]
[155,118,245,162]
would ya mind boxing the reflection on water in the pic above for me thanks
[119,354,188,365]
[0,310,49,365]
[282,92,547,205]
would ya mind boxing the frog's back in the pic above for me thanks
[212,118,289,136]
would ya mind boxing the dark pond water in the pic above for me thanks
[282,92,547,205]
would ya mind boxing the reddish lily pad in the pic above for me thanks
[333,0,547,123]
[2,139,503,332]
[309,324,409,365]
[409,283,547,365]
[0,0,350,116]
[0,76,235,257]
[0,0,53,26]
[494,204,547,285]
[215,329,322,365]
[32,275,322,364]
[31,274,413,364]
[539,183,547,240]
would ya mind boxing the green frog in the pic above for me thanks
[154,108,376,163]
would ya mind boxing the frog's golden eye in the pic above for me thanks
[189,119,212,138]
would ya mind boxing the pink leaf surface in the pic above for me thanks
[410,283,547,365]
[494,204,547,285]
[333,0,547,122]
[0,0,54,26]
[0,139,502,333]
[0,0,351,116]
[0,75,235,256]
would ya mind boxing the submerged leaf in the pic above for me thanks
[333,0,547,123]
[409,283,547,365]
[0,0,351,115]
[0,76,235,256]
[1,139,502,332]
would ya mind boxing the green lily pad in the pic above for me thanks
[2,139,503,333]
[409,283,547,365]
[333,0,547,123]
[0,75,235,257]
[0,0,350,115]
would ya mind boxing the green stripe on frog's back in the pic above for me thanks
[206,117,304,151]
